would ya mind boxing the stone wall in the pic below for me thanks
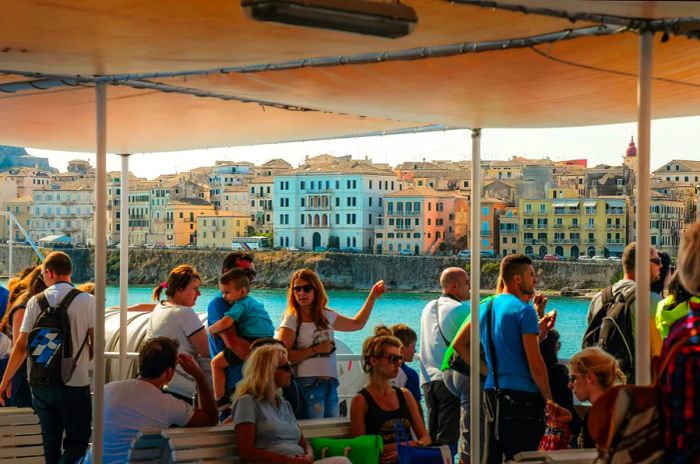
[0,246,621,292]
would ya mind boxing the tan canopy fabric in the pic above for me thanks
[0,0,699,153]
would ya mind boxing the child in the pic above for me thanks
[388,324,422,413]
[208,269,274,404]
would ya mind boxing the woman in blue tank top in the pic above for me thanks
[350,326,430,463]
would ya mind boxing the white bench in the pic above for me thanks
[512,448,597,463]
[0,407,45,463]
[128,417,351,464]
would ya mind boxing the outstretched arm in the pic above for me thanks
[332,280,385,331]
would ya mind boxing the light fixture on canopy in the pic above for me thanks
[241,0,418,38]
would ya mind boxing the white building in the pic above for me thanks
[208,162,254,208]
[273,161,404,252]
[249,176,274,233]
[221,185,250,216]
[30,180,94,245]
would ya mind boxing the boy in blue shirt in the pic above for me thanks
[208,269,274,403]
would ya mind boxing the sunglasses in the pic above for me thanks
[244,269,257,278]
[650,258,662,265]
[277,363,292,373]
[383,354,404,364]
[293,284,314,293]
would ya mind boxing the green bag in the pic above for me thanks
[312,435,383,464]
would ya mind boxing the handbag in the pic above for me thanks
[311,435,383,464]
[538,414,571,451]
[394,420,454,464]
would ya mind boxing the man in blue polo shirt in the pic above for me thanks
[480,254,553,463]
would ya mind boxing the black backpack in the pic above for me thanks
[27,288,86,387]
[582,285,637,384]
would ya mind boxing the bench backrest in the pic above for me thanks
[0,407,45,463]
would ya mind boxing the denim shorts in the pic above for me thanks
[296,377,340,419]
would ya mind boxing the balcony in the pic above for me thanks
[606,224,624,230]
[536,224,548,230]
[553,209,580,215]
[387,210,420,217]
[605,208,625,215]
[304,205,332,211]
[606,239,625,245]
[480,231,491,237]
[305,224,330,229]
[553,223,563,228]
[568,224,580,229]
[553,237,567,244]
[523,224,534,229]
[522,211,533,216]
[585,224,595,230]
[500,228,518,234]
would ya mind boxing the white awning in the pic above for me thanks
[606,199,627,208]
[553,199,580,207]
[583,199,598,207]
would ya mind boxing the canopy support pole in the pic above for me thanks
[93,82,107,464]
[8,216,13,277]
[635,31,653,386]
[469,128,482,462]
[119,154,130,379]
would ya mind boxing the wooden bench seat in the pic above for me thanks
[0,407,45,463]
[128,417,352,464]
[512,448,597,463]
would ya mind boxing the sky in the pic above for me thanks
[26,115,700,180]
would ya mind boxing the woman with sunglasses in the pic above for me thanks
[349,326,430,464]
[567,347,626,449]
[278,269,385,419]
[232,343,350,464]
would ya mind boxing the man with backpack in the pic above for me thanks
[582,242,663,384]
[0,251,95,464]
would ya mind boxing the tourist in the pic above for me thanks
[655,271,697,340]
[278,269,385,419]
[350,327,430,463]
[418,267,470,447]
[567,347,626,449]
[650,251,671,297]
[0,252,95,464]
[146,264,209,403]
[539,329,575,427]
[208,268,274,406]
[231,343,351,464]
[479,254,554,463]
[583,242,663,381]
[0,266,47,407]
[659,222,700,462]
[84,337,217,464]
[388,324,422,416]
[207,251,256,406]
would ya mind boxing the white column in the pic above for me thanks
[93,82,107,464]
[8,215,13,277]
[469,128,482,462]
[635,31,653,386]
[119,154,130,379]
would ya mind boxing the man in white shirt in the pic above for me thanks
[419,267,470,446]
[86,337,218,464]
[0,251,95,464]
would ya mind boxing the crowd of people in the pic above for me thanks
[0,221,698,464]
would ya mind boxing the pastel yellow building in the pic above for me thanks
[518,196,628,259]
[164,198,215,246]
[2,195,32,242]
[196,213,252,249]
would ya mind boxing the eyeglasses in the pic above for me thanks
[243,269,257,278]
[277,363,292,373]
[293,285,314,293]
[383,354,404,364]
[650,258,662,265]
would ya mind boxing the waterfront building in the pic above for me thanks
[273,160,403,252]
[482,159,524,181]
[0,167,52,197]
[221,185,250,216]
[164,198,215,246]
[1,195,32,242]
[518,195,628,258]
[248,176,274,233]
[629,192,686,258]
[374,186,455,255]
[67,159,92,176]
[653,159,700,184]
[127,181,156,246]
[149,176,209,244]
[30,180,94,245]
[196,212,252,249]
[499,207,519,256]
[208,161,254,208]
[475,197,508,255]
[106,171,146,245]
[483,179,515,204]
[254,158,292,177]
[0,176,18,209]
[584,164,627,197]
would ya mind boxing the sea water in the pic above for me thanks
[107,286,590,359]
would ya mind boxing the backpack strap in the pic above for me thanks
[434,299,452,347]
[601,285,614,307]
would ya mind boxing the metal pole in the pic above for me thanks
[8,214,13,277]
[635,31,653,386]
[93,82,107,464]
[119,154,130,379]
[469,128,482,462]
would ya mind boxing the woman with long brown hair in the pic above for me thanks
[0,266,47,407]
[277,269,385,418]
[146,264,209,403]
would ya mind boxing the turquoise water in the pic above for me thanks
[107,286,591,359]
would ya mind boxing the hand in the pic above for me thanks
[538,311,556,337]
[547,401,573,423]
[0,381,11,406]
[370,280,386,300]
[177,353,203,378]
[533,293,548,317]
[314,340,334,355]
[380,450,398,463]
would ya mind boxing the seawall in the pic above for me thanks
[0,245,621,292]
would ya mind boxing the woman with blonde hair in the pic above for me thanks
[278,269,385,419]
[567,347,626,448]
[350,326,430,463]
[146,264,209,403]
[232,344,350,464]
[0,266,47,406]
